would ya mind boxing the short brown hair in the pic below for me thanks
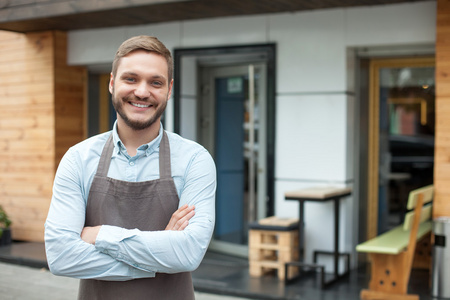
[111,35,173,81]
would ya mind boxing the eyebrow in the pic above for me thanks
[120,71,166,80]
[120,72,138,78]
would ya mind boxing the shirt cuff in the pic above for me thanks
[95,225,157,275]
[95,225,132,257]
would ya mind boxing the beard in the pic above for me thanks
[111,94,167,131]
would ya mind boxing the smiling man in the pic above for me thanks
[44,36,216,300]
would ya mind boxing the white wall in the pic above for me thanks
[179,56,198,140]
[68,1,437,270]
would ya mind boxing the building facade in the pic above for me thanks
[1,0,448,271]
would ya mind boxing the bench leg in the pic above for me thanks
[360,289,419,300]
[367,252,411,295]
[412,233,432,270]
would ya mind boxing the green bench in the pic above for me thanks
[356,185,434,300]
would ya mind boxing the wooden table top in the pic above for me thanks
[284,186,352,200]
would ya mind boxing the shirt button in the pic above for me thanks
[129,161,135,166]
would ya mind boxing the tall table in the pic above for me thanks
[284,186,352,289]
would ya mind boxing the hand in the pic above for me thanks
[81,226,102,245]
[165,204,195,231]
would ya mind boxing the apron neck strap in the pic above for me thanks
[159,131,171,179]
[96,131,172,179]
[96,134,114,177]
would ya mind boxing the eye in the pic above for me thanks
[152,81,163,87]
[125,77,136,83]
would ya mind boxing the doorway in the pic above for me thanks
[86,72,115,137]
[200,64,267,256]
[367,57,435,239]
[173,44,276,257]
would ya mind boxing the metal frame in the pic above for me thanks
[284,192,351,289]
[173,43,277,217]
[367,56,435,240]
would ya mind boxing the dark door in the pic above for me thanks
[214,76,246,243]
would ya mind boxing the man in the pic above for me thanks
[45,36,216,300]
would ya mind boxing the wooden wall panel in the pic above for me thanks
[53,31,86,167]
[0,31,53,241]
[435,0,450,218]
[0,30,86,242]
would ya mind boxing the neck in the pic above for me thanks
[116,120,160,157]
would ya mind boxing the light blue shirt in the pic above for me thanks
[45,122,216,281]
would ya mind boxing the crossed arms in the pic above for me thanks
[45,146,216,281]
[80,204,195,244]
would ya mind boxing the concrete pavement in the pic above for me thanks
[0,262,250,300]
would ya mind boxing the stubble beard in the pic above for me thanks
[112,94,167,131]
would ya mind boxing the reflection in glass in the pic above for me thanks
[378,66,435,234]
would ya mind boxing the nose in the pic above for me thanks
[134,82,150,99]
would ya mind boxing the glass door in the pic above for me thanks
[368,57,435,238]
[199,64,267,257]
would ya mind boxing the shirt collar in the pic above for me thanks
[112,121,164,157]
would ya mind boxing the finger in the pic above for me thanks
[165,205,195,230]
[173,210,195,230]
[179,204,194,215]
[178,220,190,231]
[178,210,195,226]
[176,204,189,215]
[165,205,188,228]
[173,205,194,221]
[171,204,191,219]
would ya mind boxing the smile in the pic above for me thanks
[130,102,151,108]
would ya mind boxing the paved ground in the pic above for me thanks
[0,262,250,300]
[0,247,434,300]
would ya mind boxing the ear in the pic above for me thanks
[167,79,174,100]
[109,73,114,94]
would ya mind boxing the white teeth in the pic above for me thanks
[131,103,150,108]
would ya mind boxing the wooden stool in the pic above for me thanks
[249,216,299,280]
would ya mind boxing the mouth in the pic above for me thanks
[130,102,152,108]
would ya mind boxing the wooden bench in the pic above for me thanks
[356,185,434,300]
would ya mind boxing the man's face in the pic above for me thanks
[110,50,173,131]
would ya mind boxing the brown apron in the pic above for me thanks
[78,132,194,300]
